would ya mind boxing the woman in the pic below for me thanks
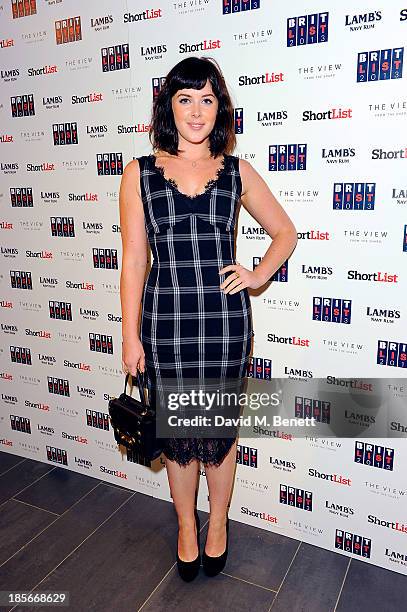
[119,56,297,581]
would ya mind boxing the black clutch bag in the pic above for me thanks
[108,370,164,462]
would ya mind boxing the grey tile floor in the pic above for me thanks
[0,451,406,612]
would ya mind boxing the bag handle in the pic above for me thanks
[124,370,149,408]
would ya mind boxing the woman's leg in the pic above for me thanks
[204,439,238,555]
[165,455,200,561]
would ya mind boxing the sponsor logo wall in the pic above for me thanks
[1,0,406,575]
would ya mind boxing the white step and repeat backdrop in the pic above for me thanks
[1,0,407,575]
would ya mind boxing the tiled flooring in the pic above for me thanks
[0,451,406,611]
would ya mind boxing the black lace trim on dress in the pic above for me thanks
[162,437,236,467]
[150,154,228,200]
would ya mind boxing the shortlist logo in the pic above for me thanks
[347,270,398,282]
[302,107,352,122]
[268,333,310,347]
[371,147,407,160]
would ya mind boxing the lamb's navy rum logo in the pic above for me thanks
[313,297,352,324]
[247,356,272,379]
[237,445,257,467]
[234,107,243,133]
[287,12,329,46]
[280,485,313,511]
[253,256,288,282]
[357,47,404,82]
[333,182,375,210]
[97,153,123,175]
[10,187,33,207]
[11,94,35,117]
[354,441,394,470]
[335,530,371,558]
[377,340,406,368]
[295,395,330,423]
[223,0,260,15]
[269,144,307,171]
[101,44,130,71]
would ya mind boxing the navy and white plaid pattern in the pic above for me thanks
[137,153,254,465]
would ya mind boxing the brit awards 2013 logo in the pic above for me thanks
[333,182,376,210]
[357,47,404,82]
[101,44,130,72]
[280,485,313,511]
[354,441,394,470]
[313,297,352,324]
[269,144,307,171]
[287,12,329,46]
[223,0,260,15]
[377,340,406,368]
[247,356,272,379]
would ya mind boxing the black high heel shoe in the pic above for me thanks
[176,509,201,582]
[202,515,229,577]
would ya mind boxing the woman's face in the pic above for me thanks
[171,79,219,146]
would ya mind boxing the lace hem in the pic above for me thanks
[162,437,236,467]
[150,154,227,200]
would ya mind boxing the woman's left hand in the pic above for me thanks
[219,261,267,294]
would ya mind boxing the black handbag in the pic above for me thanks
[108,370,164,462]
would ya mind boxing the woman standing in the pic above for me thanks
[119,56,297,581]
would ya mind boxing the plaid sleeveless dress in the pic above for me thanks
[137,153,254,466]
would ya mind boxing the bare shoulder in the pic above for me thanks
[237,157,260,198]
[121,158,141,197]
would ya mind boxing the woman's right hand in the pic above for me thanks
[122,337,145,375]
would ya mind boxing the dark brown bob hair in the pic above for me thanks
[149,56,236,158]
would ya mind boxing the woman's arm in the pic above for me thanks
[219,158,298,294]
[119,159,148,344]
[239,158,298,285]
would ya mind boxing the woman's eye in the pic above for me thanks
[179,98,212,103]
